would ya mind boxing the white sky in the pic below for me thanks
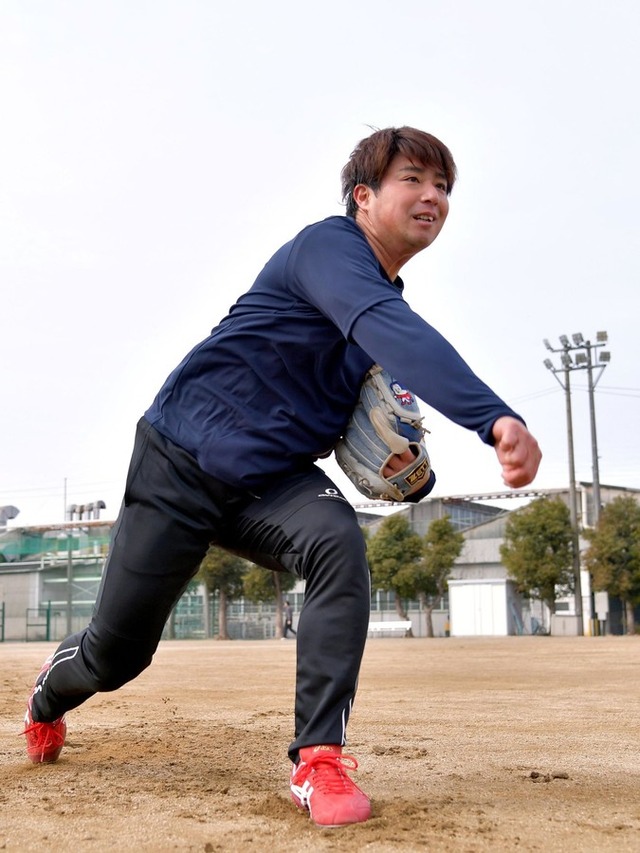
[1,0,639,527]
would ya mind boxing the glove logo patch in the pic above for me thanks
[389,381,414,407]
[405,458,429,487]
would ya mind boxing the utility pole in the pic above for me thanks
[543,331,611,635]
[544,343,583,633]
[570,332,610,525]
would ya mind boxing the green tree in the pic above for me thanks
[584,496,640,635]
[500,497,573,618]
[243,566,297,639]
[367,513,423,632]
[196,546,249,639]
[413,516,464,637]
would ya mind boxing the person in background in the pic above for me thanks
[283,600,297,639]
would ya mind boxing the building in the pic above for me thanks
[1,483,638,641]
[385,483,640,637]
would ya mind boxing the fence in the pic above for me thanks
[161,589,449,640]
[0,558,449,641]
[163,596,283,641]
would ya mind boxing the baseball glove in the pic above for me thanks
[335,364,435,502]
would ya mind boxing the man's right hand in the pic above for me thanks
[492,417,542,488]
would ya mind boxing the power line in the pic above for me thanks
[510,384,640,406]
[510,387,560,404]
[592,387,640,399]
[0,480,121,500]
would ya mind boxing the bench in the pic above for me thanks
[368,620,412,637]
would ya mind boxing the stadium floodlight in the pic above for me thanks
[84,500,107,520]
[542,329,612,631]
[543,338,582,632]
[0,505,20,527]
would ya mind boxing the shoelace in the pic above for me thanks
[303,753,360,794]
[22,719,65,755]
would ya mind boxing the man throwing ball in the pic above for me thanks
[24,126,541,827]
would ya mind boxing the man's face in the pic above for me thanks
[354,154,450,274]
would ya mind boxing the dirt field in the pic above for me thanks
[1,636,639,852]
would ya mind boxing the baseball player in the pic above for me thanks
[23,126,541,828]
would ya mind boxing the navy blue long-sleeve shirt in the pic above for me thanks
[145,216,523,491]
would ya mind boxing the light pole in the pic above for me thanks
[543,332,611,634]
[570,332,610,526]
[544,333,610,525]
[543,343,583,633]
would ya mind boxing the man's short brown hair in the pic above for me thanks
[341,126,457,218]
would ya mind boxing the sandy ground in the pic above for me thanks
[1,636,639,852]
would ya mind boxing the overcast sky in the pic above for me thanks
[2,0,639,527]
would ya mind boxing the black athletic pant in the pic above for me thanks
[32,418,371,760]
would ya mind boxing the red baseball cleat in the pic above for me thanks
[22,656,67,763]
[24,701,67,763]
[290,744,371,827]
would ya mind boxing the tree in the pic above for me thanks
[367,513,423,632]
[500,497,573,618]
[584,496,640,635]
[196,546,249,639]
[243,566,297,639]
[413,516,464,637]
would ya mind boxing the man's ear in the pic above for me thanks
[352,183,371,212]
